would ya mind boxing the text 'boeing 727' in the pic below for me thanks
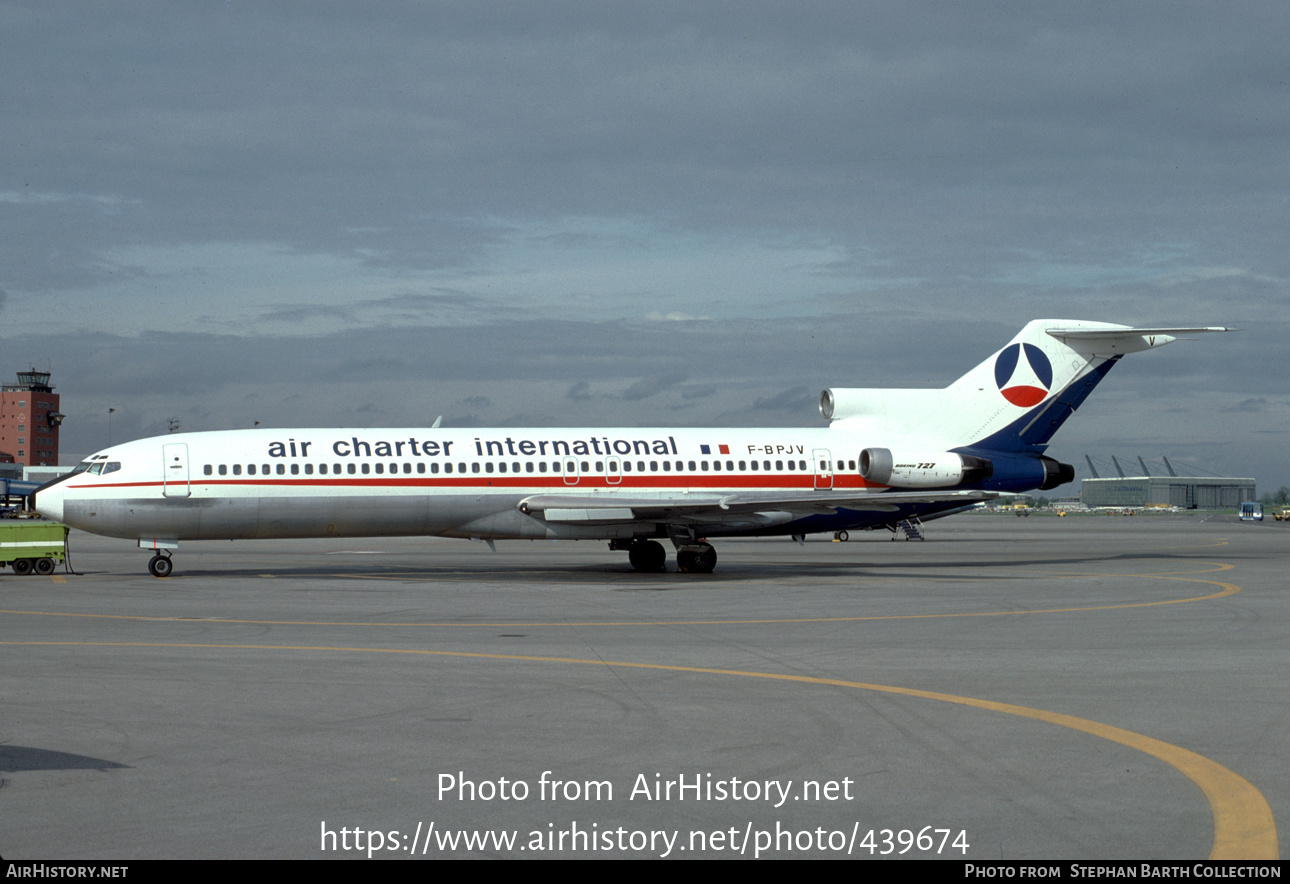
[34,320,1229,577]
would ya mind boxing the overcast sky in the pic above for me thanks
[2,2,1286,488]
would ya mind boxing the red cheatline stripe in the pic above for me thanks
[67,474,877,491]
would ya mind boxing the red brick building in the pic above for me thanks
[0,370,64,466]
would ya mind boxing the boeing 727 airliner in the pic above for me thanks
[33,320,1228,577]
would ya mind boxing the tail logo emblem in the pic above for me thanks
[994,343,1053,407]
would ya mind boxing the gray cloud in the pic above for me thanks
[680,384,717,400]
[0,3,1282,487]
[620,372,688,401]
[260,304,355,324]
[752,386,813,413]
[1222,397,1270,413]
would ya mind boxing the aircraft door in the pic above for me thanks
[605,457,622,485]
[812,448,833,490]
[162,443,191,498]
[562,457,580,486]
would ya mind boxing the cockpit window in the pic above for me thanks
[69,459,121,478]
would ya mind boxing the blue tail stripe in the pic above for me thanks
[971,356,1122,453]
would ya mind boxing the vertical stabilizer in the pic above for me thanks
[824,320,1228,454]
[957,321,1227,453]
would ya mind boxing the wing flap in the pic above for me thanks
[519,489,996,524]
[541,507,637,523]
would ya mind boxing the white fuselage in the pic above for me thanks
[36,426,888,543]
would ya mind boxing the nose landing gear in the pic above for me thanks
[148,552,174,578]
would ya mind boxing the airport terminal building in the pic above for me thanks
[1080,476,1256,509]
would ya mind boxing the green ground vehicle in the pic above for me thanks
[0,521,69,575]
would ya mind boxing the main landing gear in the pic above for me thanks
[618,538,718,573]
[675,543,717,574]
[626,539,668,573]
[148,552,174,578]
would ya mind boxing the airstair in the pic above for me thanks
[894,518,924,541]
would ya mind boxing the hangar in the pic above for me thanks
[1079,476,1256,509]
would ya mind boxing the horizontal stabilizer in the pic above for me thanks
[1045,325,1232,354]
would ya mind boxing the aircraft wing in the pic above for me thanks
[518,489,997,524]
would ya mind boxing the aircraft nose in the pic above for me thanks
[33,486,64,522]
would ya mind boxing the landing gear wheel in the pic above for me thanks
[834,530,849,542]
[148,554,173,578]
[676,543,717,574]
[12,558,33,576]
[35,557,56,576]
[693,543,717,573]
[628,540,667,572]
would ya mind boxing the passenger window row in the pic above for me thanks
[201,459,857,477]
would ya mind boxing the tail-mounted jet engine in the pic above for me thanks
[859,448,994,488]
[1037,456,1075,490]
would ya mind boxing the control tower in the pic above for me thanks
[0,370,64,466]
